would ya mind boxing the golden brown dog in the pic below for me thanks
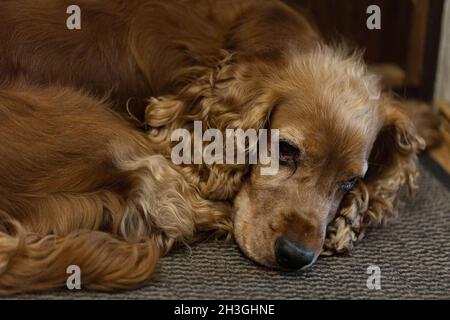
[0,0,440,294]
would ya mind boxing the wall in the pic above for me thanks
[435,0,450,102]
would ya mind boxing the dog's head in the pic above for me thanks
[231,46,423,270]
[145,45,424,271]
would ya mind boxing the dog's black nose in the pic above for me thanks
[275,237,315,270]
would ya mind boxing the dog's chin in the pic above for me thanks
[234,232,279,269]
[233,187,276,268]
[233,183,324,271]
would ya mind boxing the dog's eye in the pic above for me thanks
[279,141,300,165]
[339,178,357,192]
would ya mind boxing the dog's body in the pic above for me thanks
[0,0,439,294]
[0,84,232,293]
[0,0,318,120]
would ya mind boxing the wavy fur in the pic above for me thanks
[0,0,439,294]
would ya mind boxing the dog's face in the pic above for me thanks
[233,48,383,270]
[145,46,421,271]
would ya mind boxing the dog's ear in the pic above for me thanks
[144,54,278,200]
[365,97,425,188]
[143,52,280,153]
[144,53,279,134]
[323,96,426,255]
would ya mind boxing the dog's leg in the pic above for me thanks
[0,85,233,294]
[0,152,233,296]
[0,183,166,295]
[115,153,234,254]
[0,86,163,294]
[0,216,161,295]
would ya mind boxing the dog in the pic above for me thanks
[0,0,440,294]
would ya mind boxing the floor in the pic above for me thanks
[12,158,450,300]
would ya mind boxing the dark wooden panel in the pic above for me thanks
[284,0,444,101]
[284,0,411,66]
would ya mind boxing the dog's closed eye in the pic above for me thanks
[279,140,300,166]
[339,178,358,192]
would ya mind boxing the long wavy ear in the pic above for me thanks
[143,53,278,200]
[323,96,426,255]
[145,53,278,138]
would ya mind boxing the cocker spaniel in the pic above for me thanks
[0,0,440,294]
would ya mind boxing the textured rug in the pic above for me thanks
[12,157,450,299]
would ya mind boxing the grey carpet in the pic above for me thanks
[13,158,450,299]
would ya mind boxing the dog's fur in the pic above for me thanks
[0,0,440,294]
